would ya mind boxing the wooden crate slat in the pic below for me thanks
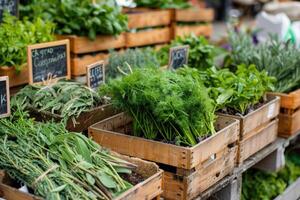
[0,65,28,87]
[175,8,214,22]
[270,89,300,110]
[278,108,300,137]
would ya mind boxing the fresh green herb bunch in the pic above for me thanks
[106,48,159,79]
[15,81,106,123]
[134,0,190,9]
[0,110,134,199]
[242,151,300,200]
[158,34,216,69]
[20,0,128,40]
[227,31,300,93]
[197,64,275,115]
[101,67,216,146]
[0,12,54,71]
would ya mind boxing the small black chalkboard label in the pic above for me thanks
[86,61,105,89]
[168,45,189,70]
[0,0,18,22]
[27,40,71,85]
[0,76,10,118]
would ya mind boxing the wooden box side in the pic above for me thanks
[278,108,300,137]
[175,8,214,22]
[128,9,172,29]
[0,64,28,87]
[238,119,278,164]
[57,34,126,54]
[125,27,171,48]
[190,116,239,169]
[174,24,213,38]
[71,53,109,76]
[270,89,300,110]
[89,113,191,169]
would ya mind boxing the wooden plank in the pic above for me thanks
[175,8,214,22]
[278,108,300,138]
[269,89,300,110]
[89,113,239,170]
[57,34,126,54]
[127,9,172,29]
[125,27,171,48]
[174,24,213,38]
[238,119,278,164]
[0,65,28,87]
[71,53,109,76]
[273,177,300,200]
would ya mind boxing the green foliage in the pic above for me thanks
[0,12,54,71]
[197,64,275,115]
[101,67,216,146]
[20,0,128,40]
[15,81,106,124]
[227,31,300,93]
[106,48,159,79]
[134,0,190,9]
[158,34,216,70]
[242,152,300,200]
[0,108,134,199]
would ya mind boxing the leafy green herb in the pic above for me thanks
[0,12,54,71]
[101,67,216,146]
[134,0,190,9]
[20,0,128,40]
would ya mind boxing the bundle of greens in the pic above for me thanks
[101,67,216,146]
[242,151,300,200]
[20,0,127,40]
[106,48,159,79]
[194,64,275,115]
[227,30,300,93]
[134,0,190,9]
[0,107,135,199]
[158,34,216,69]
[0,12,54,71]
[15,81,107,123]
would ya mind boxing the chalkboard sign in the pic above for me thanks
[168,45,189,70]
[0,0,18,22]
[27,40,71,85]
[86,61,105,89]
[0,76,10,118]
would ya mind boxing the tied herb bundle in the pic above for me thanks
[0,12,54,71]
[15,81,107,124]
[101,67,216,146]
[0,108,135,199]
[196,64,275,115]
[227,31,300,93]
[106,48,159,79]
[20,0,128,40]
[158,34,216,70]
[134,0,190,9]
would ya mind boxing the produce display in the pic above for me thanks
[0,12,54,71]
[0,107,135,199]
[15,81,107,124]
[227,31,300,93]
[134,0,190,9]
[20,0,128,39]
[101,67,215,146]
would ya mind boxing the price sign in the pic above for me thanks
[0,76,10,118]
[0,0,18,22]
[168,45,189,70]
[86,61,105,89]
[27,40,71,85]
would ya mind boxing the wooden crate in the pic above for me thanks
[127,8,172,29]
[173,24,213,38]
[0,155,163,200]
[219,95,280,164]
[57,34,126,54]
[270,90,300,137]
[71,52,109,76]
[175,8,214,22]
[88,112,239,170]
[28,104,118,132]
[125,27,171,48]
[0,65,28,87]
[163,146,237,200]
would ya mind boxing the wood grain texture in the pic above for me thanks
[0,64,28,87]
[278,108,300,137]
[175,8,214,22]
[269,89,300,110]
